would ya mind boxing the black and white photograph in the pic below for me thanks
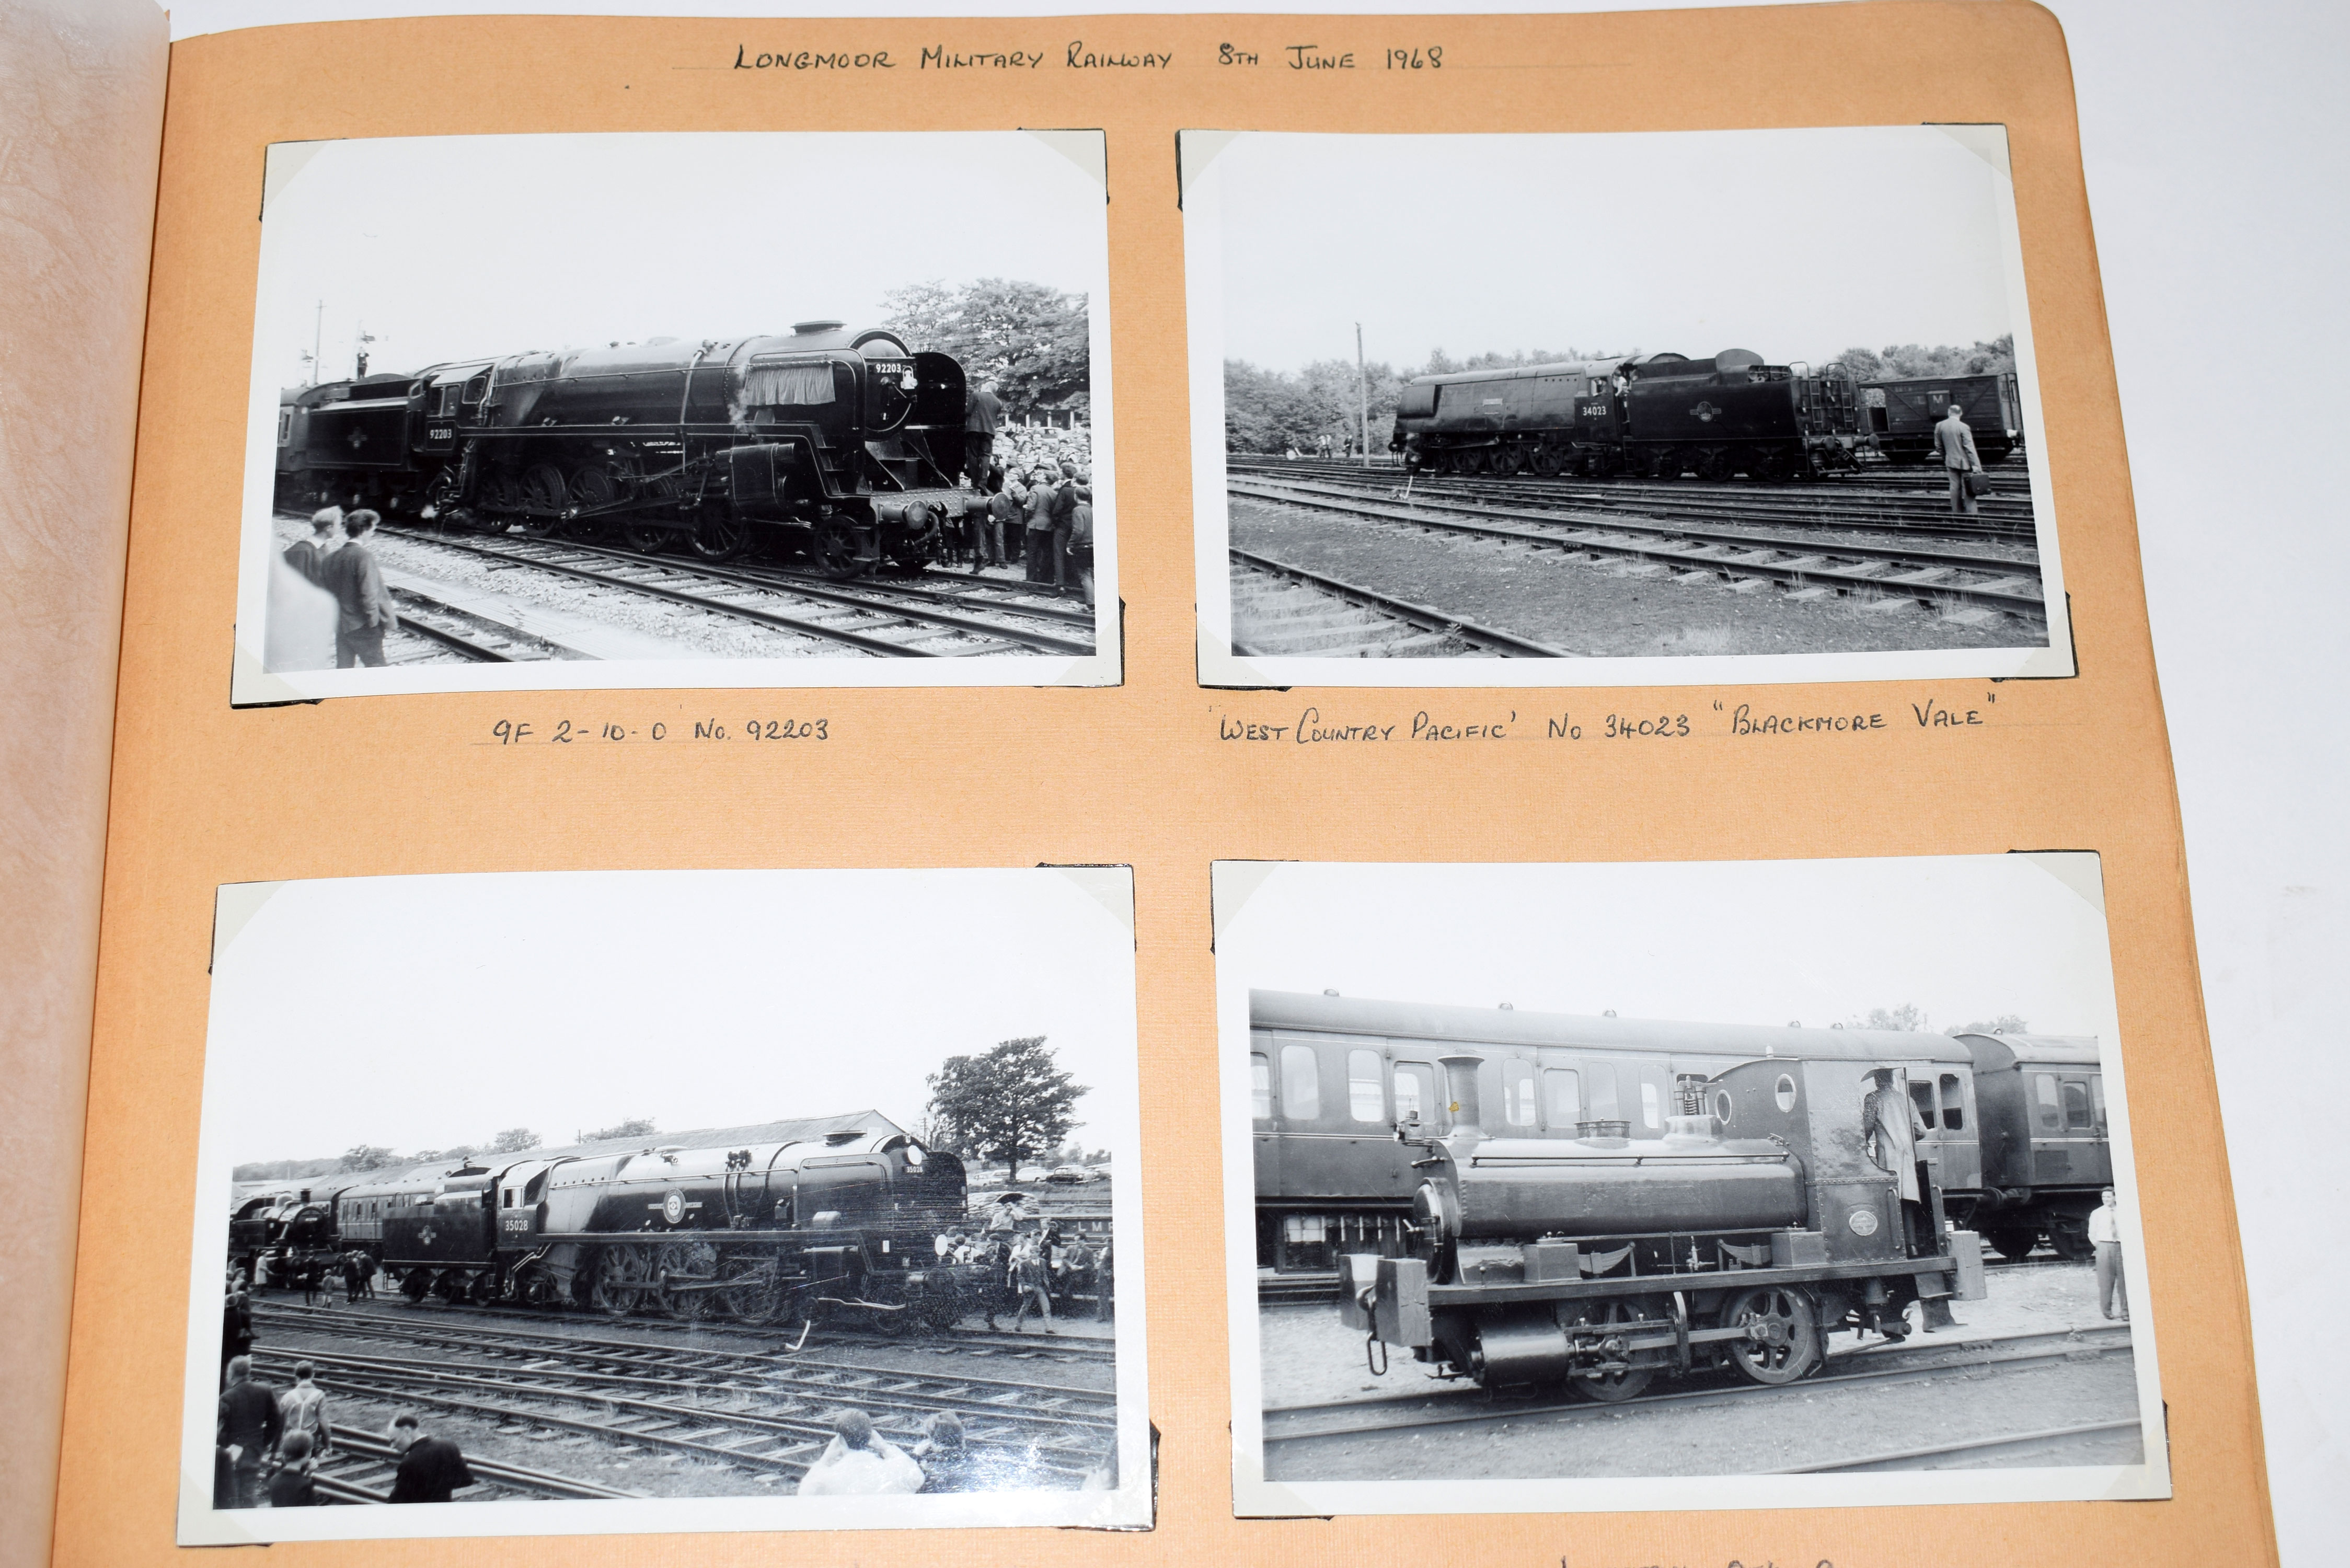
[179,869,1147,1542]
[233,132,1116,704]
[1184,128,2072,686]
[1214,856,2164,1515]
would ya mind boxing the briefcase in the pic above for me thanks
[1963,469,1990,499]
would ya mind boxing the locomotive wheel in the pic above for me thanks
[1722,1285,1822,1386]
[689,508,754,562]
[870,1300,915,1338]
[1652,448,1685,480]
[588,1244,648,1318]
[719,1263,785,1324]
[621,518,671,554]
[1490,446,1524,477]
[2048,1217,2093,1261]
[1987,1227,2041,1262]
[919,1285,969,1334]
[652,1240,720,1321]
[516,464,568,538]
[1563,1298,1660,1402]
[814,515,867,579]
[1697,447,1733,482]
[1529,446,1563,477]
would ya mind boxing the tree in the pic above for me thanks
[925,1036,1087,1182]
[1834,335,2015,382]
[1853,1005,1929,1032]
[336,1144,396,1173]
[490,1127,542,1154]
[583,1117,658,1143]
[881,278,1091,421]
[1948,1014,2029,1036]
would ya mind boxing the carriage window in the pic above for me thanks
[1502,1059,1537,1127]
[1940,1073,1967,1131]
[2034,1073,2063,1131]
[2063,1081,2094,1131]
[1280,1045,1321,1121]
[276,410,291,444]
[1639,1080,1662,1131]
[1392,1064,1431,1124]
[1909,1080,1938,1129]
[1545,1068,1581,1125]
[1347,1050,1385,1123]
[1586,1065,1621,1120]
[2090,1076,2106,1128]
[1250,1053,1272,1120]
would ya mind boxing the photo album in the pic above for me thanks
[3,4,2271,1568]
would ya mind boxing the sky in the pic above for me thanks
[1218,856,2116,1040]
[254,132,1105,384]
[205,870,1138,1165]
[1207,126,2019,374]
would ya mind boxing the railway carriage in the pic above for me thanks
[1948,1032,2111,1260]
[1862,371,2024,466]
[1250,989,1980,1275]
[274,322,986,574]
[1344,1052,1987,1400]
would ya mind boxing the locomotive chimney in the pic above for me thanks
[1438,1053,1487,1143]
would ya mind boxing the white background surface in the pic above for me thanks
[147,2,2350,1560]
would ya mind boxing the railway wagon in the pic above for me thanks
[1950,1032,2111,1260]
[274,322,985,573]
[1250,989,1982,1274]
[328,1111,979,1332]
[1344,1052,1987,1400]
[1863,371,2024,466]
[1387,349,1865,481]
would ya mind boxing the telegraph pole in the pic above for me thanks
[1355,322,1369,466]
[312,300,324,386]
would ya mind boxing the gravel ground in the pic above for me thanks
[1229,498,2049,658]
[1257,1260,2141,1481]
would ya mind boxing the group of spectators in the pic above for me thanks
[797,1405,1114,1496]
[216,1266,473,1509]
[280,505,399,666]
[959,381,1096,604]
[931,1193,1114,1333]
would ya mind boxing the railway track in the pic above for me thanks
[1230,546,1577,659]
[1766,1416,2143,1474]
[1236,456,2035,508]
[1261,1322,2133,1448]
[259,1295,1115,1365]
[1230,475,2046,625]
[381,584,585,664]
[249,1316,1115,1488]
[344,521,1093,658]
[299,1422,644,1503]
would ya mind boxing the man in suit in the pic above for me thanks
[963,379,1004,488]
[386,1413,474,1503]
[321,509,398,667]
[1934,401,1983,515]
[1021,468,1059,584]
[282,508,341,584]
[215,1356,282,1508]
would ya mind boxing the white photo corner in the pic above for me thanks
[234,131,1118,704]
[1213,855,2161,1516]
[182,867,1148,1542]
[1185,126,2073,688]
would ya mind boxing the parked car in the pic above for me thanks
[1045,1164,1101,1185]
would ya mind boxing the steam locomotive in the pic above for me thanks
[231,1113,980,1333]
[275,322,985,574]
[1389,350,1868,481]
[1343,1052,1987,1399]
[1252,990,2110,1276]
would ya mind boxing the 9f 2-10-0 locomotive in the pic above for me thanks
[276,322,985,574]
[242,1115,982,1335]
[1343,1053,1986,1400]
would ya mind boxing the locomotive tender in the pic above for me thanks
[276,322,985,574]
[1389,350,1866,481]
[236,1112,981,1333]
[1252,990,2109,1276]
[1343,1052,1987,1399]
